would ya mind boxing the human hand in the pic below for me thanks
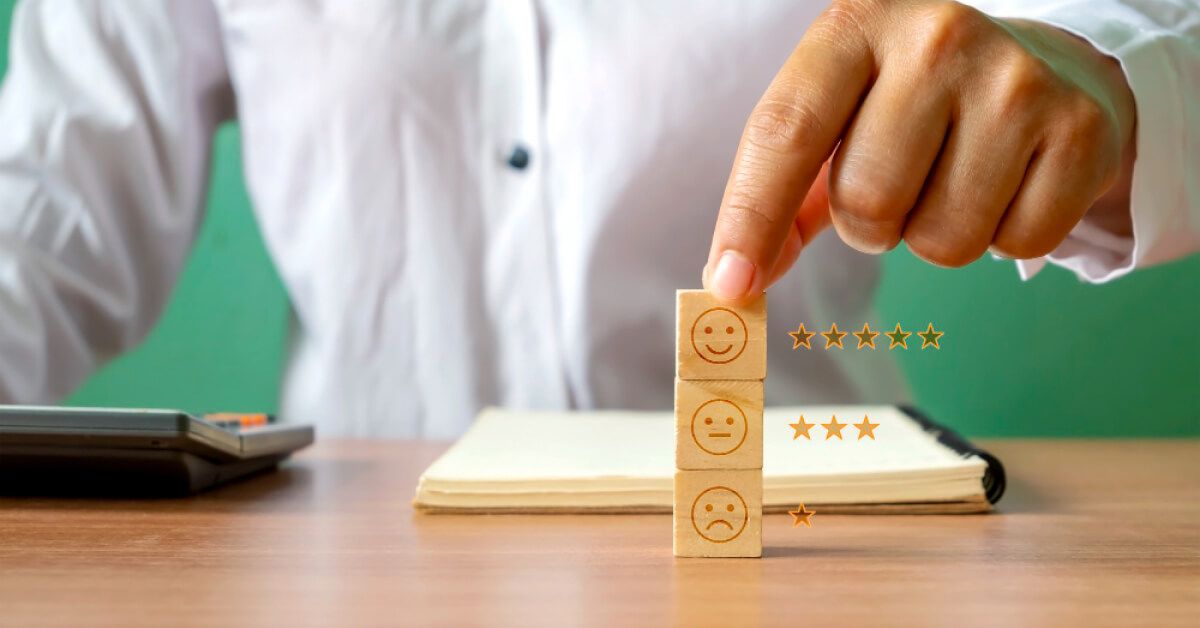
[703,0,1137,302]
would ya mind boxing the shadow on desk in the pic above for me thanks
[0,458,376,515]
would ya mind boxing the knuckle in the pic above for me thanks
[933,1,986,33]
[912,2,984,69]
[829,170,907,223]
[1064,93,1110,146]
[830,210,902,255]
[718,196,787,236]
[993,53,1055,114]
[991,230,1057,259]
[743,98,826,156]
[1051,94,1115,181]
[905,230,983,268]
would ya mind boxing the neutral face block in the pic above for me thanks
[675,379,763,470]
[675,290,766,381]
[673,469,762,558]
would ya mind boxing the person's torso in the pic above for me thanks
[211,0,908,437]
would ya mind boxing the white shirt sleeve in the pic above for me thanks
[967,0,1200,283]
[0,1,232,402]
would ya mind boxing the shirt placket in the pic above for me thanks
[479,0,569,409]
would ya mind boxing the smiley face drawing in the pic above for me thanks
[691,486,748,543]
[690,307,748,364]
[690,399,748,456]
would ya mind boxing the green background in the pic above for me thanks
[3,2,1196,436]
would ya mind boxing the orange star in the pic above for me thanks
[852,323,879,349]
[788,415,816,440]
[853,415,879,440]
[885,323,911,350]
[917,323,944,349]
[821,415,847,440]
[821,323,847,350]
[789,503,815,528]
[787,323,816,350]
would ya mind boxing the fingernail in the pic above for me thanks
[709,251,755,301]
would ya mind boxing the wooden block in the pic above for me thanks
[675,290,766,381]
[675,379,762,470]
[673,469,762,558]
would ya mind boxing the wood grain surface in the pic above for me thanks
[1,439,1197,627]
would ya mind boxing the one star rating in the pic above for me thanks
[786,323,942,350]
[789,503,815,528]
[787,414,881,442]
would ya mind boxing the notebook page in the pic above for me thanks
[421,406,982,487]
[421,408,674,484]
[764,406,984,480]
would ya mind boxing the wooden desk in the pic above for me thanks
[1,439,1197,627]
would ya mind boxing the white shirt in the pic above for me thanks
[0,0,1196,437]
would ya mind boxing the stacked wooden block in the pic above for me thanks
[673,289,766,558]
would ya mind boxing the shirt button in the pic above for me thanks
[506,144,531,170]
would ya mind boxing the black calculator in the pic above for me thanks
[0,406,313,495]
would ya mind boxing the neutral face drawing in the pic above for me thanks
[690,307,749,364]
[690,399,748,455]
[690,486,749,543]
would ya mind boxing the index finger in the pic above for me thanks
[704,12,874,302]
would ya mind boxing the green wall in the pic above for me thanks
[876,253,1198,436]
[2,1,1196,435]
[0,1,288,414]
[66,125,290,414]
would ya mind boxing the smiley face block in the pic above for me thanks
[676,290,766,381]
[673,469,762,558]
[675,379,763,470]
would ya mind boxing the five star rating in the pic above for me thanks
[789,414,879,440]
[788,323,943,350]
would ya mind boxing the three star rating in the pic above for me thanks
[789,415,879,440]
[788,322,943,350]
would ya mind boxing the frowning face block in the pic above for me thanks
[673,469,763,558]
[676,290,766,380]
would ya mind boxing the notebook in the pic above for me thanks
[413,405,1005,514]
